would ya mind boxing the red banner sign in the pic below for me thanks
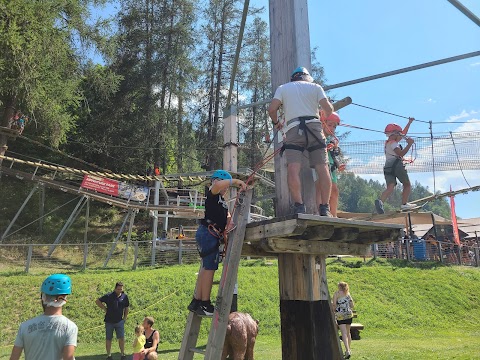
[81,175,119,196]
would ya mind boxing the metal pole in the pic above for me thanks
[82,198,90,270]
[48,196,87,256]
[431,213,443,263]
[123,209,136,264]
[133,241,139,270]
[151,180,160,266]
[447,0,480,27]
[1,185,38,241]
[25,245,33,273]
[104,211,131,268]
[39,185,45,234]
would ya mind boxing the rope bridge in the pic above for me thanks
[340,131,480,174]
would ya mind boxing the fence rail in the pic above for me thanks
[0,239,478,274]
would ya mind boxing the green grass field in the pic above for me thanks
[0,258,479,359]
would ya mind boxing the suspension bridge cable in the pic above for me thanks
[450,131,472,187]
[18,135,112,172]
[351,102,430,124]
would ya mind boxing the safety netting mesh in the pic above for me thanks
[340,131,480,174]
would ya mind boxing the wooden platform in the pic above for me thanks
[0,126,20,138]
[243,214,404,257]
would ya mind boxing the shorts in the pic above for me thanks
[384,159,409,186]
[105,319,125,340]
[196,225,220,271]
[337,317,353,325]
[284,121,327,167]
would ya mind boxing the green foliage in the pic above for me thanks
[0,0,113,146]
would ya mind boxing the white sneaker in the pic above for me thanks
[400,202,417,211]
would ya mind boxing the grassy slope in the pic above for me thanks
[0,258,479,359]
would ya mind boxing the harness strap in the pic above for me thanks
[281,117,326,156]
[384,158,402,175]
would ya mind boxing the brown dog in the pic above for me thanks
[221,312,259,360]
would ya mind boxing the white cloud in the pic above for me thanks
[470,62,480,67]
[445,110,479,123]
[427,98,436,103]
[451,118,480,133]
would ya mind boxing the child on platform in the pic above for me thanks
[319,111,345,217]
[132,324,146,360]
[375,118,415,214]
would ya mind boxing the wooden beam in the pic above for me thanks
[260,238,369,255]
[297,224,335,241]
[245,218,308,241]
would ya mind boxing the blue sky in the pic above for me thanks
[305,0,480,218]
[92,1,480,218]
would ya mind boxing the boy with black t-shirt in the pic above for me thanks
[187,170,247,316]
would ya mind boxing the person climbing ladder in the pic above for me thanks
[375,118,416,214]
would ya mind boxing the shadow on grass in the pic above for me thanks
[75,347,181,360]
[329,257,448,270]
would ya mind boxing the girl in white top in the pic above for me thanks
[332,281,355,359]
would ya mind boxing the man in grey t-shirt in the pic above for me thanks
[10,274,78,360]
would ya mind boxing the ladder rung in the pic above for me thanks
[189,347,206,355]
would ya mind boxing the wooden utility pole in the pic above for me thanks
[269,1,343,359]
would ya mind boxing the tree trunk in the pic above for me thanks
[0,97,17,166]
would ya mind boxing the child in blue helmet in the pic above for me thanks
[10,274,78,360]
[188,170,247,316]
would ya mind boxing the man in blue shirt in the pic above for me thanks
[96,281,130,360]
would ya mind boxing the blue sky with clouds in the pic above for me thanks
[306,0,480,218]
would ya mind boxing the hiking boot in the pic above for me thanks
[120,355,127,360]
[400,202,417,211]
[293,202,306,214]
[187,298,200,312]
[319,204,333,217]
[375,199,385,214]
[196,302,215,317]
[106,356,113,360]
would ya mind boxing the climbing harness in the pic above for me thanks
[197,219,227,262]
[280,116,326,156]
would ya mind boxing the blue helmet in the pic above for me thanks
[41,274,72,295]
[211,170,232,180]
[291,66,313,82]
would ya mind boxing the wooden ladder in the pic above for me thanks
[178,189,252,360]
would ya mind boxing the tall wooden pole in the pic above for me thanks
[270,1,342,359]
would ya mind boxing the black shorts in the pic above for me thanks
[337,318,353,325]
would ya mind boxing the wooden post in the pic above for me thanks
[269,1,342,358]
[223,105,239,309]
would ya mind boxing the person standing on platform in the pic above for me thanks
[96,281,130,360]
[268,66,335,216]
[9,274,78,360]
[375,118,416,214]
[187,170,247,316]
[332,281,355,359]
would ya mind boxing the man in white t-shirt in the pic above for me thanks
[10,274,78,360]
[268,67,335,216]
